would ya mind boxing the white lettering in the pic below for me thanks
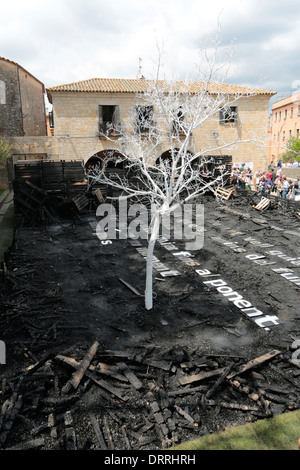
[245,254,265,260]
[254,315,282,328]
[241,307,264,318]
[0,341,6,364]
[195,269,211,276]
[203,279,227,288]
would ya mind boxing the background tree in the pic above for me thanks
[280,137,300,163]
[0,138,11,166]
[88,43,260,310]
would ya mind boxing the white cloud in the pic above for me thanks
[0,0,299,94]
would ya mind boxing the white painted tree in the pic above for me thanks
[87,43,260,310]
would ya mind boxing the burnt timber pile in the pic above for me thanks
[13,161,89,226]
[0,343,299,451]
[12,155,233,228]
[1,155,300,450]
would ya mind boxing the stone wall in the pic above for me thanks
[6,136,58,161]
[0,137,58,188]
[18,67,47,136]
[0,60,23,136]
[281,167,300,180]
[51,91,271,174]
[0,58,47,138]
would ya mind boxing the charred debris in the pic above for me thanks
[0,158,300,450]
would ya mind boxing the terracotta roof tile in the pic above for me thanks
[47,77,276,96]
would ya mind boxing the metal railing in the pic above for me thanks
[98,122,122,136]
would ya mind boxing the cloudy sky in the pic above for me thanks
[1,0,300,101]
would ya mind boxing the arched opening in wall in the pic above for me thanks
[192,154,232,185]
[155,148,194,176]
[85,149,127,178]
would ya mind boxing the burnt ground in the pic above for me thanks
[0,190,300,451]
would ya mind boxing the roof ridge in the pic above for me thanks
[47,77,276,96]
[0,56,45,89]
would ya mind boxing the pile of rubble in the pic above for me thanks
[0,340,299,450]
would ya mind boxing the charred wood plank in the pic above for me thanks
[64,411,77,450]
[168,385,207,397]
[227,350,281,380]
[68,341,99,391]
[0,394,23,448]
[256,381,289,395]
[118,362,143,390]
[55,355,129,401]
[121,425,131,450]
[103,416,114,450]
[138,357,173,372]
[5,437,45,450]
[25,351,54,376]
[219,402,259,412]
[174,404,195,425]
[56,354,127,383]
[95,363,129,382]
[179,367,226,386]
[206,363,234,398]
[90,415,107,450]
[269,364,300,388]
[119,278,142,296]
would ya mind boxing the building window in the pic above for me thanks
[219,106,238,124]
[0,80,5,104]
[282,131,285,141]
[135,105,154,134]
[172,106,186,135]
[274,112,277,122]
[49,110,54,129]
[284,109,287,120]
[289,130,292,139]
[98,105,121,135]
[297,129,300,139]
[277,132,280,141]
[279,111,281,121]
[298,106,300,116]
[291,107,294,118]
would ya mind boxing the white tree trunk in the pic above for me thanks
[145,210,160,310]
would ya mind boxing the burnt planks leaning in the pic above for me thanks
[13,160,88,226]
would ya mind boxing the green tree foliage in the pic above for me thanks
[281,137,300,163]
[0,138,11,165]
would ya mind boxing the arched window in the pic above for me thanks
[0,80,6,104]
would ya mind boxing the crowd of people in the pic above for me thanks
[231,161,300,201]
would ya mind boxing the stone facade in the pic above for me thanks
[0,57,47,138]
[48,84,274,174]
[6,136,57,161]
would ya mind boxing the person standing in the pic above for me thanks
[245,174,252,190]
[282,177,290,198]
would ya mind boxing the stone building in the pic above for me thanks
[0,57,54,188]
[0,56,47,138]
[267,92,300,164]
[47,77,275,174]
